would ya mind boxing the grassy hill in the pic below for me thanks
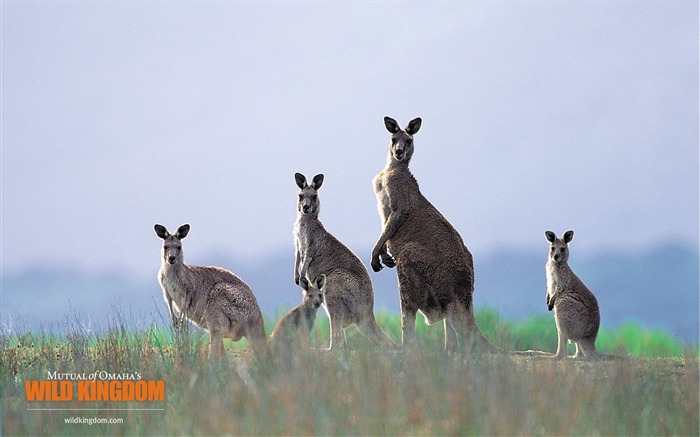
[2,309,698,436]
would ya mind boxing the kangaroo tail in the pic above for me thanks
[359,316,399,350]
[464,302,505,354]
[468,324,504,354]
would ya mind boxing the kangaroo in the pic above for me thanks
[545,230,600,359]
[154,224,267,359]
[371,116,494,353]
[293,172,397,350]
[269,274,326,348]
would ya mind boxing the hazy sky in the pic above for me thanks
[2,2,698,280]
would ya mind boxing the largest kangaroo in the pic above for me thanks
[371,116,493,353]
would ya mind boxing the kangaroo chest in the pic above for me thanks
[160,267,189,309]
[546,263,571,296]
[373,171,391,224]
[375,168,412,226]
[300,306,317,331]
[295,218,315,251]
[295,218,325,274]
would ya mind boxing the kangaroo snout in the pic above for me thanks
[164,246,181,264]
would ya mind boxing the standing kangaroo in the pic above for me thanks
[293,173,396,350]
[269,274,326,348]
[154,224,267,359]
[371,116,493,353]
[545,230,600,359]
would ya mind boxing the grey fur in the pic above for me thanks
[371,116,493,353]
[545,230,600,359]
[293,173,397,350]
[269,274,326,348]
[154,224,267,359]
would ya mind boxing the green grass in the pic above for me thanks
[301,307,694,358]
[2,309,698,436]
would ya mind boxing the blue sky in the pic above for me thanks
[2,2,698,280]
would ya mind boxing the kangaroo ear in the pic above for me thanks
[406,117,422,135]
[545,231,556,243]
[295,173,308,189]
[300,277,310,291]
[154,224,170,240]
[175,224,190,239]
[384,116,400,134]
[563,230,574,244]
[315,274,326,290]
[312,174,324,190]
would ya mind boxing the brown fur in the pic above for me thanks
[545,230,600,359]
[294,173,397,350]
[371,117,493,353]
[155,224,267,359]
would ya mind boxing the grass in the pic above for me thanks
[1,309,698,436]
[323,307,693,358]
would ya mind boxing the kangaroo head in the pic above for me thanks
[155,224,190,265]
[295,172,324,217]
[384,116,422,164]
[300,274,326,309]
[545,230,574,264]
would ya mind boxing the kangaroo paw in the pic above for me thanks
[381,252,396,268]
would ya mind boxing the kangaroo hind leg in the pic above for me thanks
[208,330,225,359]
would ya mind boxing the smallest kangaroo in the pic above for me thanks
[269,274,326,348]
[545,230,601,359]
[155,224,267,360]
